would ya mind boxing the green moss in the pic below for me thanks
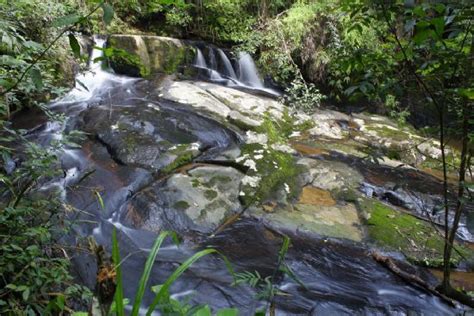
[204,189,218,200]
[161,151,194,174]
[143,37,195,75]
[205,176,232,187]
[359,199,473,267]
[107,39,150,78]
[334,188,359,203]
[173,200,190,210]
[366,124,412,143]
[191,178,201,188]
[386,147,402,161]
[240,143,303,206]
[237,114,307,206]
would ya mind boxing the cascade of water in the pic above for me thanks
[194,48,207,68]
[237,52,264,88]
[217,49,237,79]
[208,48,217,70]
[57,36,136,104]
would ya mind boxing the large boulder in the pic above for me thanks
[121,165,244,234]
[158,78,284,129]
[78,101,238,171]
[107,35,195,77]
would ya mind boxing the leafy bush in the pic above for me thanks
[0,130,91,314]
[282,78,324,111]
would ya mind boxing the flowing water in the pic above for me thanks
[15,37,466,315]
[192,46,280,98]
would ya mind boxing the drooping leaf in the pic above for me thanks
[76,79,89,92]
[131,231,179,316]
[146,249,216,315]
[52,14,82,27]
[29,69,43,90]
[68,34,81,59]
[94,191,105,210]
[112,228,125,316]
[101,3,114,25]
[344,85,358,96]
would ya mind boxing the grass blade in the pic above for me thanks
[146,249,216,315]
[131,231,177,316]
[112,228,124,316]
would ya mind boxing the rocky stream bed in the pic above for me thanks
[14,35,474,315]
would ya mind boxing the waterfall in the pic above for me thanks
[194,48,207,68]
[208,48,217,70]
[56,36,136,104]
[191,45,279,96]
[237,52,264,88]
[217,49,237,79]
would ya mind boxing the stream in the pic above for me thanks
[14,36,467,315]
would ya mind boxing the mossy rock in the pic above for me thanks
[107,35,195,77]
[107,35,151,77]
[358,198,473,268]
[240,143,303,206]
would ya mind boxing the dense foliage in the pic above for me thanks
[0,0,472,313]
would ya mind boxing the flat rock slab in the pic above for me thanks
[255,201,363,242]
[159,78,284,128]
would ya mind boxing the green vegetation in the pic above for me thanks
[161,151,195,174]
[360,199,473,268]
[109,229,238,315]
[238,115,308,206]
[1,0,473,312]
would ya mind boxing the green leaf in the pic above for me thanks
[22,288,30,301]
[457,88,474,100]
[76,79,89,92]
[413,6,425,17]
[68,34,81,59]
[0,55,26,66]
[102,3,114,25]
[146,249,216,315]
[195,306,212,316]
[216,308,239,316]
[344,86,358,95]
[52,14,82,27]
[413,28,432,44]
[112,228,125,316]
[431,17,445,36]
[131,231,179,316]
[94,191,105,210]
[434,3,445,14]
[29,69,43,90]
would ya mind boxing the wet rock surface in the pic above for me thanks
[123,165,244,234]
[78,99,239,171]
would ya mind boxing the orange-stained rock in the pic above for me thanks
[298,186,336,206]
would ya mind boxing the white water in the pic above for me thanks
[217,48,237,79]
[193,46,279,96]
[237,52,264,88]
[55,36,137,105]
[194,48,207,68]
